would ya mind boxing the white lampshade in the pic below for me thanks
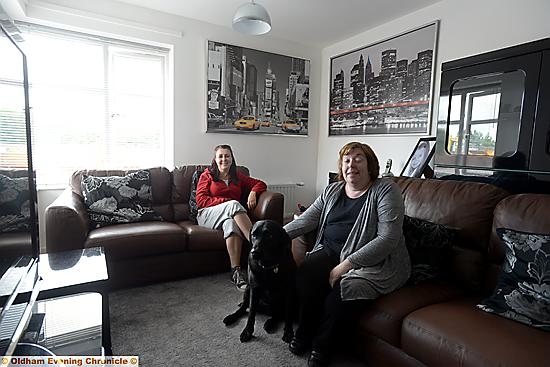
[232,1,271,35]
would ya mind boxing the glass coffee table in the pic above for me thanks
[35,246,112,355]
[39,246,108,296]
[19,292,104,356]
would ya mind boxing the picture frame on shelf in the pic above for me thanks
[206,40,310,136]
[401,137,436,178]
[328,21,439,136]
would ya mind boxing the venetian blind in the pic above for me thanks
[17,23,171,188]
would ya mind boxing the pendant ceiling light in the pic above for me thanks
[232,0,271,36]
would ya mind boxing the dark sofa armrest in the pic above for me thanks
[292,231,316,266]
[45,188,90,253]
[250,190,284,225]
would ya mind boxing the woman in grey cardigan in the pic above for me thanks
[284,142,410,367]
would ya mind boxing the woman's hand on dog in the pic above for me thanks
[329,259,353,288]
[247,191,257,209]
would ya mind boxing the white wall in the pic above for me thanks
[316,0,550,193]
[13,0,322,250]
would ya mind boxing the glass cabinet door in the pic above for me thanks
[436,52,542,176]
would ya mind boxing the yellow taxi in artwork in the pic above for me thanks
[282,119,302,133]
[234,115,260,130]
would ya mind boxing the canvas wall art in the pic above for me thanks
[329,21,439,136]
[207,40,310,136]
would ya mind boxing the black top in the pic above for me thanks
[322,190,368,257]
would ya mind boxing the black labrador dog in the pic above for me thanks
[223,219,296,343]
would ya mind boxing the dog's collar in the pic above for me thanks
[258,262,279,273]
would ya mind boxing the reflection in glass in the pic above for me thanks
[0,22,34,260]
[438,70,525,173]
[35,293,103,356]
[0,16,39,346]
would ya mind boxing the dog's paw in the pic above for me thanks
[223,314,237,325]
[282,329,294,343]
[240,329,253,343]
[263,318,278,334]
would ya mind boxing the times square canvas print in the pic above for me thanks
[206,40,310,136]
[329,21,439,136]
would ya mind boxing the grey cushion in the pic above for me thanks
[477,228,550,331]
[188,170,201,223]
[0,174,30,232]
[403,215,456,284]
[81,170,162,228]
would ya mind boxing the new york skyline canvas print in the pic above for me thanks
[329,21,439,136]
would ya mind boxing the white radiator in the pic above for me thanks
[268,183,300,219]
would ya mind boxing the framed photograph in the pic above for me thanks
[401,137,436,178]
[329,21,439,136]
[328,171,338,184]
[207,40,310,136]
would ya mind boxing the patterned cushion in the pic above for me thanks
[81,170,162,228]
[188,170,201,223]
[477,228,550,331]
[0,174,30,233]
[403,215,456,284]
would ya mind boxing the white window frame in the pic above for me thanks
[16,22,173,189]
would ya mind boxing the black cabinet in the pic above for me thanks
[531,50,550,174]
[435,38,550,186]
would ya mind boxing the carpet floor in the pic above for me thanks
[109,272,366,367]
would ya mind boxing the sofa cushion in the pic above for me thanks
[403,215,456,284]
[81,170,162,228]
[0,174,30,232]
[357,281,464,346]
[477,228,550,331]
[86,221,187,260]
[188,170,200,223]
[401,298,550,366]
[487,193,550,292]
[177,221,227,252]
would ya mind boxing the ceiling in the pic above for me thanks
[114,0,442,47]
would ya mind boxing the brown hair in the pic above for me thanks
[210,144,239,183]
[337,142,379,181]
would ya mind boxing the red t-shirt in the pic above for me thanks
[195,168,267,209]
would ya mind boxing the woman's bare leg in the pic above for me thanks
[233,212,253,242]
[226,234,242,268]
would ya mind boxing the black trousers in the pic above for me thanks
[295,249,370,352]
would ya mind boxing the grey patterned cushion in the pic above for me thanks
[0,174,30,233]
[188,170,201,223]
[403,215,456,284]
[477,228,550,331]
[81,170,162,228]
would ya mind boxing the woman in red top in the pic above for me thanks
[196,144,267,290]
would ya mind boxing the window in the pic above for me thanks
[13,24,171,188]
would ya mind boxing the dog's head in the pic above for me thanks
[249,220,292,270]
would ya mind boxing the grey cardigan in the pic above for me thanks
[284,178,411,301]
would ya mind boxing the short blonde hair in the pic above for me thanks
[337,142,380,181]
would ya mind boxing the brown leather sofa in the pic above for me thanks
[294,177,549,367]
[360,177,550,366]
[45,166,283,288]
